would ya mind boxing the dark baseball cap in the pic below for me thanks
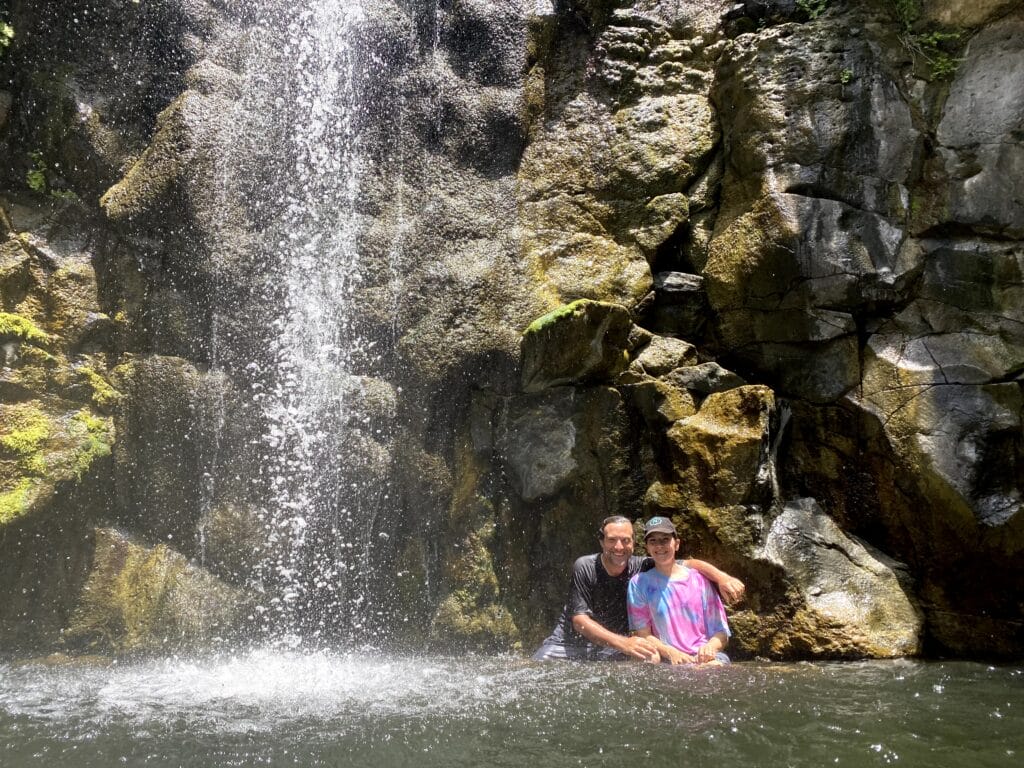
[644,516,677,539]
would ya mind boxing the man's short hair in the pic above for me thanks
[598,515,633,538]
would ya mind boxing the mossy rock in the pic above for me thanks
[0,400,113,526]
[430,519,521,652]
[666,385,776,509]
[520,299,632,392]
[63,528,250,654]
[0,311,50,346]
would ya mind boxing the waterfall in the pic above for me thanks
[208,0,410,645]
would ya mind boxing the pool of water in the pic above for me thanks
[1,650,1021,767]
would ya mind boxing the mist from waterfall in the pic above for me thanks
[207,0,418,645]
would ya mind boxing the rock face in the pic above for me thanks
[761,499,922,658]
[1,0,1022,660]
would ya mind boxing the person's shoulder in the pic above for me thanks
[573,553,599,571]
[684,566,712,587]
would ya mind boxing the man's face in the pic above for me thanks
[600,521,635,568]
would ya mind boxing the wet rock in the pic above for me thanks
[629,334,698,376]
[520,300,632,392]
[858,240,1024,530]
[624,378,697,427]
[935,12,1024,239]
[667,384,776,509]
[519,5,719,305]
[762,498,923,658]
[663,361,746,397]
[63,527,250,654]
[496,385,631,503]
[645,271,709,337]
[921,0,1022,28]
[111,355,231,551]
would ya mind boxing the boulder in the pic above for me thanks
[762,498,923,658]
[520,299,632,392]
[666,384,776,509]
[629,333,698,376]
[663,361,746,397]
[63,527,250,654]
[624,378,697,427]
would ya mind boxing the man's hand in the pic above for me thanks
[618,635,660,662]
[718,576,745,604]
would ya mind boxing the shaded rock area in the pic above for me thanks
[64,528,250,654]
[0,0,1022,661]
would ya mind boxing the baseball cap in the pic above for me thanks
[644,516,677,539]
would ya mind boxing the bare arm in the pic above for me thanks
[571,614,659,661]
[684,559,745,604]
[633,626,694,665]
[696,631,728,664]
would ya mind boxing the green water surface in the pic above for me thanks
[1,652,1020,767]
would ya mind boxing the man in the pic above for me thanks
[532,515,745,661]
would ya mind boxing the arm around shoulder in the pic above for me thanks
[684,558,745,604]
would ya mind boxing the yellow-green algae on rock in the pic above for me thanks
[0,311,50,346]
[64,528,249,654]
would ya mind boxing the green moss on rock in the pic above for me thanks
[0,404,52,475]
[69,408,112,479]
[64,528,248,654]
[0,478,34,525]
[0,312,49,346]
[76,366,121,411]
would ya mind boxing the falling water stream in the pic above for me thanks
[206,0,409,643]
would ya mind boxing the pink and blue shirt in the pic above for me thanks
[627,564,730,655]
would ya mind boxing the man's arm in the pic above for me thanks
[684,559,745,604]
[571,613,659,661]
[632,626,694,665]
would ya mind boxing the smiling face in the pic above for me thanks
[644,532,679,567]
[599,521,635,574]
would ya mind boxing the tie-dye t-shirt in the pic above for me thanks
[626,565,730,655]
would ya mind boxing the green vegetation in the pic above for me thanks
[25,152,81,202]
[0,406,52,475]
[77,367,122,411]
[840,68,854,84]
[0,22,13,54]
[0,478,33,525]
[26,153,48,194]
[0,312,50,345]
[797,0,829,19]
[523,299,593,335]
[70,409,113,479]
[894,1,963,80]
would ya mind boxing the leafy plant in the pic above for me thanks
[797,0,829,19]
[840,68,853,84]
[894,0,920,29]
[0,22,13,52]
[26,152,47,194]
[24,152,80,201]
[894,1,963,81]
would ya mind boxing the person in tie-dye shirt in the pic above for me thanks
[626,516,731,665]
